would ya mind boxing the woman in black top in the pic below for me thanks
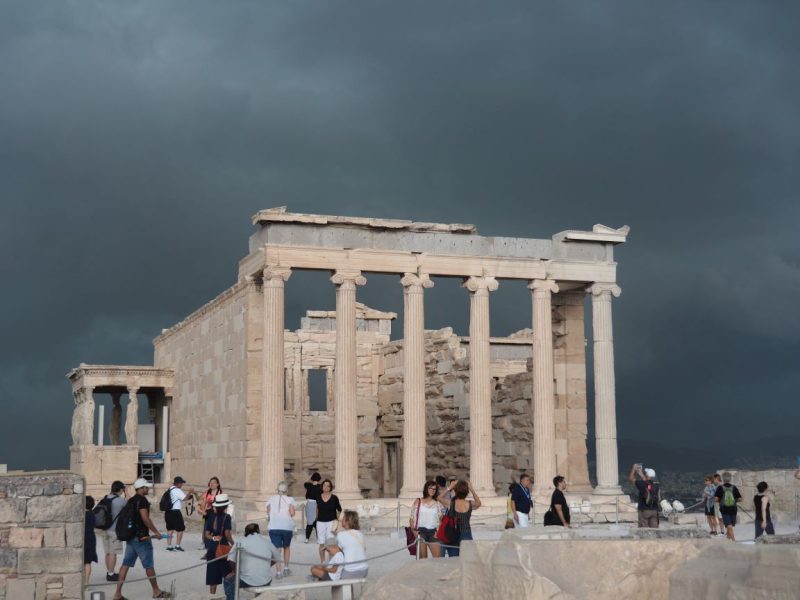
[548,476,571,527]
[315,479,342,562]
[754,481,774,538]
[84,496,98,584]
[304,472,322,543]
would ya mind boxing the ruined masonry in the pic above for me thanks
[67,208,631,518]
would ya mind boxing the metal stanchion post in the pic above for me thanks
[416,533,421,560]
[615,497,619,524]
[234,541,242,600]
[532,498,535,524]
[396,500,400,532]
[89,592,106,600]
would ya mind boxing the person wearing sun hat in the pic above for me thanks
[112,479,171,600]
[204,493,234,596]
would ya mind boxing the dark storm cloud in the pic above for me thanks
[1,1,798,471]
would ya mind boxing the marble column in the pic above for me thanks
[70,390,90,446]
[463,275,498,497]
[399,272,433,498]
[261,266,292,497]
[124,386,139,445]
[331,269,366,499]
[589,283,622,494]
[109,391,122,445]
[529,279,559,493]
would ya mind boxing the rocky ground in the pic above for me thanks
[86,514,799,599]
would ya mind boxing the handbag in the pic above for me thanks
[543,507,560,526]
[404,498,422,556]
[435,499,460,545]
[212,515,231,559]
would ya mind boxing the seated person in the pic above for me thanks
[309,537,344,582]
[223,523,281,600]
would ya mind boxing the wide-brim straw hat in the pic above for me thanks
[212,493,231,507]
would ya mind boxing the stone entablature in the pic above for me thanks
[67,364,174,392]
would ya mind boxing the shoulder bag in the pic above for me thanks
[405,499,422,556]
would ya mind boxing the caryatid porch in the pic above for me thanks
[242,208,630,500]
[67,364,174,497]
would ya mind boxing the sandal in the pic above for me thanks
[153,593,172,599]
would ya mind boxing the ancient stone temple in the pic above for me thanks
[68,208,630,517]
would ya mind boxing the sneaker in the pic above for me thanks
[275,571,283,580]
[304,538,310,544]
[283,568,291,577]
[106,573,119,581]
[166,546,174,551]
[174,546,185,552]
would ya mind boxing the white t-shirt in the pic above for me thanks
[326,551,345,581]
[336,529,367,572]
[169,487,187,510]
[415,500,440,530]
[266,494,296,531]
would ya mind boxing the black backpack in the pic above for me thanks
[92,496,115,530]
[643,481,661,509]
[115,498,139,542]
[159,487,174,512]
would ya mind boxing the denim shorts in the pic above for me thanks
[269,529,293,548]
[122,537,154,569]
[722,513,737,527]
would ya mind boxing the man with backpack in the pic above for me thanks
[113,478,171,599]
[161,476,195,552]
[713,471,742,541]
[93,480,127,581]
[628,463,660,528]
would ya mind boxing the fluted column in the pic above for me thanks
[589,283,622,494]
[332,269,366,499]
[261,267,292,497]
[109,391,122,445]
[529,279,559,494]
[463,276,498,497]
[124,386,139,445]
[399,272,434,498]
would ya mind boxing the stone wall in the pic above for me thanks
[376,291,590,493]
[154,282,252,494]
[283,305,394,496]
[0,471,84,600]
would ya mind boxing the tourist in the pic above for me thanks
[754,481,775,538]
[713,471,742,541]
[309,537,345,582]
[113,478,171,600]
[315,479,342,563]
[84,496,98,585]
[548,476,571,527]
[204,493,233,596]
[165,476,195,551]
[436,476,457,557]
[713,473,725,534]
[628,463,660,528]
[436,479,481,558]
[267,480,297,578]
[98,480,126,581]
[510,473,533,528]
[702,475,719,536]
[304,472,322,543]
[223,523,282,599]
[198,477,223,554]
[409,480,441,558]
[336,510,369,579]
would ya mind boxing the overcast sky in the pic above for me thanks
[2,1,799,473]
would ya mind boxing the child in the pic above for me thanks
[702,475,718,535]
[309,537,344,582]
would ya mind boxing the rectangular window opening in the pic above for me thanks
[308,369,328,411]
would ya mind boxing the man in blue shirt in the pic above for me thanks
[510,474,533,527]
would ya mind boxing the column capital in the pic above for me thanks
[528,279,559,294]
[462,275,499,293]
[126,385,139,395]
[400,272,434,289]
[588,283,621,298]
[331,270,367,286]
[262,266,292,282]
